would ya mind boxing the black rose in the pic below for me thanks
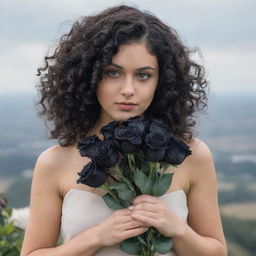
[94,140,120,168]
[123,115,142,123]
[147,119,171,134]
[100,120,120,141]
[143,119,171,162]
[77,135,102,158]
[164,137,192,165]
[76,161,107,187]
[114,125,143,154]
[123,115,146,135]
[143,131,170,162]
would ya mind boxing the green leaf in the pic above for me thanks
[120,238,141,254]
[102,193,123,210]
[109,182,135,202]
[133,170,152,194]
[152,235,173,254]
[5,223,15,235]
[8,250,20,256]
[0,214,5,225]
[119,199,130,208]
[5,208,13,217]
[152,173,173,196]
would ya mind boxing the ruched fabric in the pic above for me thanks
[61,189,188,256]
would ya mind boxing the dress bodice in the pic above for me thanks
[60,189,188,256]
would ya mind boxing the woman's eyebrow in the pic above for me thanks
[109,63,156,71]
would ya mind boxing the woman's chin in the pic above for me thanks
[115,112,141,121]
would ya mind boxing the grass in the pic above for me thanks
[218,181,236,191]
[227,241,251,256]
[220,202,256,220]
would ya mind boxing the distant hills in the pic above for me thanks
[0,92,255,177]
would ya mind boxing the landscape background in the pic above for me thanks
[1,0,256,255]
[0,92,255,255]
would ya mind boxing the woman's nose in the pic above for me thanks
[120,76,135,97]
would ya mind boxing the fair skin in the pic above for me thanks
[91,42,159,134]
[21,43,227,256]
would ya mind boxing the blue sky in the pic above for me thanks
[0,0,255,95]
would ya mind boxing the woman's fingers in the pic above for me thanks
[131,210,158,226]
[114,208,133,216]
[123,219,147,230]
[132,194,159,205]
[129,202,160,213]
[123,226,149,238]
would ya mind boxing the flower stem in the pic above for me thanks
[141,245,148,256]
[107,173,119,182]
[149,162,157,178]
[127,153,135,171]
[161,162,171,174]
[146,227,156,256]
[149,162,153,178]
[111,165,136,193]
[100,184,119,202]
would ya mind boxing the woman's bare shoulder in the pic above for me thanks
[187,137,213,163]
[36,144,76,170]
[186,137,216,184]
[31,145,78,196]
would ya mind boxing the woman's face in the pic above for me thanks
[96,42,159,126]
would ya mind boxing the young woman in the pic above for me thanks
[21,5,227,256]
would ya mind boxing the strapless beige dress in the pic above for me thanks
[60,189,188,256]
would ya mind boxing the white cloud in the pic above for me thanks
[203,48,256,94]
[0,0,255,94]
[0,40,48,93]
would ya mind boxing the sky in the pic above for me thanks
[0,0,255,95]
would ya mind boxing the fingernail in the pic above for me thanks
[128,206,134,210]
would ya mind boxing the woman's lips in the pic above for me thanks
[116,103,137,110]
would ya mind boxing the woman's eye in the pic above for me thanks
[138,73,151,80]
[104,70,120,78]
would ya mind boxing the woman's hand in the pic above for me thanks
[129,195,186,238]
[94,208,149,247]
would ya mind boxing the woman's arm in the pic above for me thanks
[20,147,103,256]
[131,139,227,256]
[172,139,227,256]
[21,146,148,256]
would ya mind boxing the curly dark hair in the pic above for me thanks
[36,5,208,146]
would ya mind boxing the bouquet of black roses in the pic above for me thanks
[76,116,191,256]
